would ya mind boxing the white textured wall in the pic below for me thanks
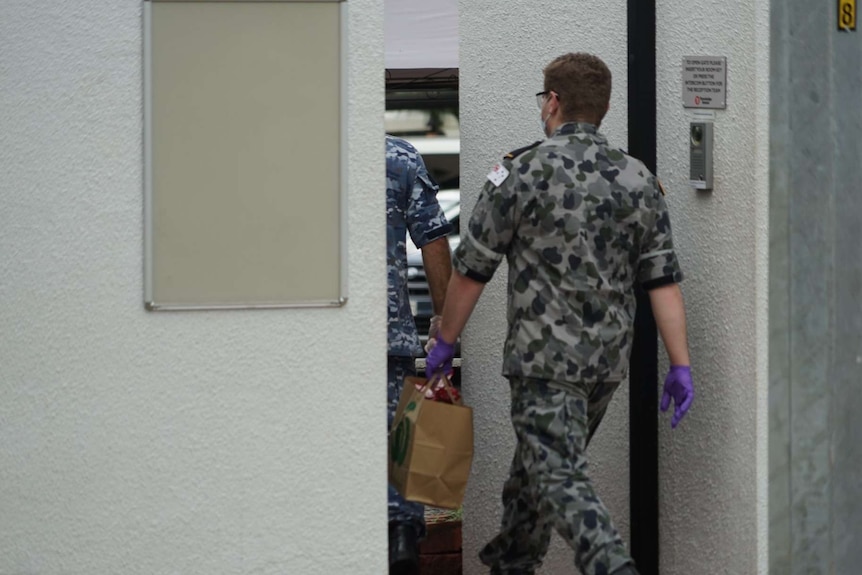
[656,0,769,574]
[458,2,631,573]
[0,2,386,574]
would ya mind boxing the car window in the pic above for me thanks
[405,137,459,191]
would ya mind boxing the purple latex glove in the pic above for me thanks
[661,365,694,429]
[425,335,455,380]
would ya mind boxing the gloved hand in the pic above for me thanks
[424,315,443,354]
[660,365,694,429]
[425,334,455,380]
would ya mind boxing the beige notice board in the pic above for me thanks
[144,0,347,310]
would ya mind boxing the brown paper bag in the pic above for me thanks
[389,375,474,510]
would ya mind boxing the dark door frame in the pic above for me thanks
[627,0,660,574]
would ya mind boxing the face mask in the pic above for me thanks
[538,94,552,137]
[539,113,550,137]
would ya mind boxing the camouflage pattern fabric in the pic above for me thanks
[452,122,683,384]
[386,135,450,534]
[479,377,631,575]
[387,357,425,535]
[386,135,452,358]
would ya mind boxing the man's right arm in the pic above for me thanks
[422,236,452,316]
[638,178,687,363]
[637,181,694,428]
[648,281,694,429]
[648,283,690,366]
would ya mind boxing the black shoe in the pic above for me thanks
[389,523,420,575]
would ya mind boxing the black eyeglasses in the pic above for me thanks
[535,90,559,110]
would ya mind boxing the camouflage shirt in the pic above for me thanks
[453,122,683,383]
[386,135,453,357]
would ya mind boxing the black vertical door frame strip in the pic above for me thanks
[627,0,660,574]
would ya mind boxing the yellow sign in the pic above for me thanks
[839,0,857,31]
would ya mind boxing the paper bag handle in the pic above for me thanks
[418,372,462,406]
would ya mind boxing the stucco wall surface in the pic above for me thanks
[656,0,769,573]
[0,2,387,574]
[458,2,631,573]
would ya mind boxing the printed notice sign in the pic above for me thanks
[682,56,727,109]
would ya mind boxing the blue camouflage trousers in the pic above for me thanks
[480,377,633,575]
[387,356,425,537]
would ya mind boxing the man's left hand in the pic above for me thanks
[425,335,455,380]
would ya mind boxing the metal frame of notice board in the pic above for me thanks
[143,0,349,310]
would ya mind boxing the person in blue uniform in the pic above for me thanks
[385,135,453,574]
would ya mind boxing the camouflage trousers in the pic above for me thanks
[387,356,425,537]
[480,377,633,575]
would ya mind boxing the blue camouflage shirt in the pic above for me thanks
[386,135,453,357]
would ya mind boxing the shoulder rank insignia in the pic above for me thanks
[657,179,667,196]
[503,140,542,160]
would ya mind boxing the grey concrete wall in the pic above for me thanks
[769,1,862,573]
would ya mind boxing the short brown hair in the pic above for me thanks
[543,53,612,124]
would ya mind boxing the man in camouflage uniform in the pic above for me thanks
[426,53,695,575]
[385,134,453,575]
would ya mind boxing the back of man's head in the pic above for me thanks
[543,53,612,126]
